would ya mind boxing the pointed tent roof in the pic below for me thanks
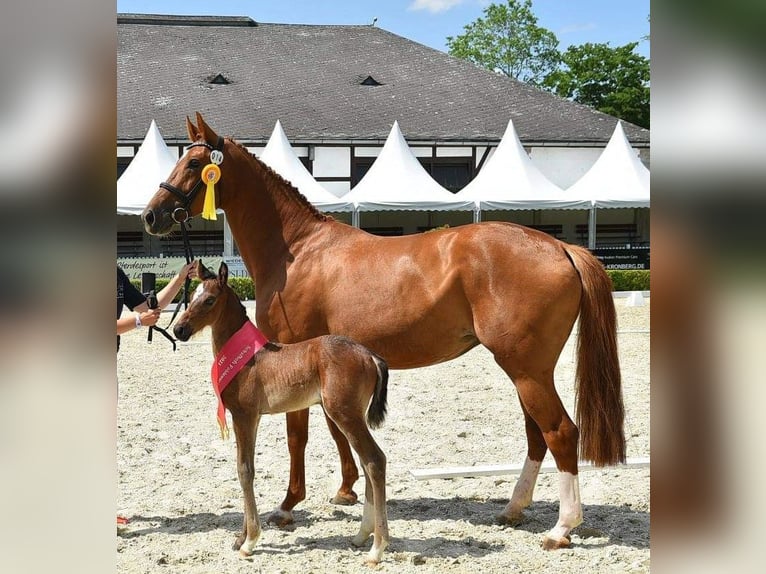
[260,120,353,212]
[567,121,650,209]
[343,121,474,212]
[457,119,591,211]
[117,120,178,214]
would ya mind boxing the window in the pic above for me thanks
[421,158,472,193]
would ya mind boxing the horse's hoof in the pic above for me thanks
[352,533,370,548]
[331,491,358,506]
[541,534,572,550]
[232,538,244,551]
[238,548,254,558]
[496,511,524,526]
[267,509,294,527]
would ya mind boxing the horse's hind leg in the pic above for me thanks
[349,435,388,564]
[325,404,388,564]
[497,359,582,549]
[323,414,359,506]
[497,399,547,526]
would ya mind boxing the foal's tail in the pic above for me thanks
[366,353,389,430]
[564,244,626,466]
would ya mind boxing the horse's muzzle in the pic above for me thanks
[173,323,192,341]
[141,207,173,236]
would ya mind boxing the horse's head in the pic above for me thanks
[173,260,233,341]
[142,112,226,236]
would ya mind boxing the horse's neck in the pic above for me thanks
[223,146,324,279]
[210,296,249,355]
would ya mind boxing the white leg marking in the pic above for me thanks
[352,497,374,547]
[501,457,541,519]
[547,472,583,541]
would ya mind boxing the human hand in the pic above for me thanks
[179,260,197,280]
[137,308,161,327]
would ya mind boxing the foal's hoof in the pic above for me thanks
[232,537,244,551]
[541,534,572,550]
[331,490,358,506]
[266,508,294,527]
[238,548,255,558]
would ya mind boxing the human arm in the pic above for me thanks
[155,261,198,310]
[116,306,162,335]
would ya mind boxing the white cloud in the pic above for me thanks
[408,0,465,14]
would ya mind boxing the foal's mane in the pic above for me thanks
[229,138,332,223]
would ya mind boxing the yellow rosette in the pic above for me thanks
[201,163,221,220]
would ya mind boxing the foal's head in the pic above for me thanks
[173,260,242,341]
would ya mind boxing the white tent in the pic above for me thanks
[342,121,474,226]
[568,121,650,209]
[260,120,353,212]
[456,119,591,222]
[117,120,178,215]
[566,121,650,247]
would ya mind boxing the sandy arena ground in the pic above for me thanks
[117,296,649,573]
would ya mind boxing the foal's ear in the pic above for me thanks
[195,112,220,144]
[196,260,216,281]
[186,116,200,142]
[218,262,229,286]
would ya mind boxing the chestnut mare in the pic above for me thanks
[173,260,390,564]
[143,113,625,549]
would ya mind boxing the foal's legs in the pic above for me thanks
[232,413,262,556]
[325,406,389,564]
[347,435,388,564]
[270,409,360,526]
[496,357,582,549]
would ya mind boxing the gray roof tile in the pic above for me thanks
[118,14,649,146]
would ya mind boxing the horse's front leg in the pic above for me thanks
[268,409,309,526]
[324,413,359,506]
[231,413,261,556]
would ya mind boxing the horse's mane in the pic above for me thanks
[229,138,332,222]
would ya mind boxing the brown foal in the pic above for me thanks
[173,261,390,564]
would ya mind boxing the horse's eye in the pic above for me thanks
[188,158,201,169]
[205,297,215,306]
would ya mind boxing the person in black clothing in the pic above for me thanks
[117,261,196,527]
[116,262,196,350]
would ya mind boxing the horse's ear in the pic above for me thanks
[218,262,229,286]
[195,112,220,144]
[186,116,199,141]
[196,260,216,281]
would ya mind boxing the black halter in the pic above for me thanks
[158,136,225,224]
[153,136,225,346]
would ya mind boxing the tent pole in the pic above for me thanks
[473,206,481,224]
[352,208,360,228]
[588,206,597,250]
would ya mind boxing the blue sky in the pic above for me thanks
[117,0,650,58]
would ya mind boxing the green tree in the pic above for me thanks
[543,42,650,128]
[446,0,559,86]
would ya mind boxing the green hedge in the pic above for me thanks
[606,270,650,292]
[133,270,648,300]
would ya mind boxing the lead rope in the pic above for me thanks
[165,219,195,329]
[146,220,194,352]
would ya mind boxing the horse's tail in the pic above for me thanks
[564,244,626,466]
[366,353,389,430]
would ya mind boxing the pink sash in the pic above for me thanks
[210,320,269,439]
